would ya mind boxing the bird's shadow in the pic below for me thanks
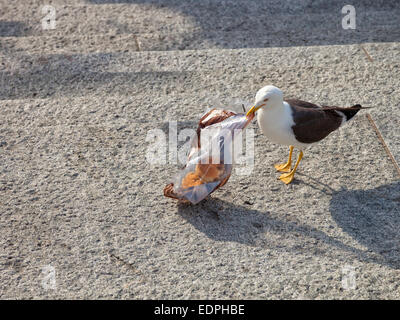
[330,180,400,269]
[177,180,400,269]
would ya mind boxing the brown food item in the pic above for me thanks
[181,172,203,189]
[195,161,225,183]
[180,161,225,189]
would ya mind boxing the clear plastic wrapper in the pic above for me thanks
[164,108,254,204]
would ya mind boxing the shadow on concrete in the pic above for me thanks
[0,21,29,37]
[177,180,400,269]
[88,0,400,48]
[330,181,400,269]
[0,54,190,99]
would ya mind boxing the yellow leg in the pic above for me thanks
[279,150,303,184]
[274,146,294,173]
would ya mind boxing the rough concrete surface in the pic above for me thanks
[0,0,399,299]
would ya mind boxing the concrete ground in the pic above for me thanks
[0,0,399,299]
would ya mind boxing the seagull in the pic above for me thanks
[246,85,365,184]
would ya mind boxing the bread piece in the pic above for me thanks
[181,172,203,189]
[195,162,225,183]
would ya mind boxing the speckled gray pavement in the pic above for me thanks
[0,0,399,299]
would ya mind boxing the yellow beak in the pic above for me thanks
[246,104,265,117]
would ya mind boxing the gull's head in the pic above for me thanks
[246,85,283,116]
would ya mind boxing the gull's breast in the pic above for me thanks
[257,102,310,149]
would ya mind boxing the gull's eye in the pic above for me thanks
[263,98,269,102]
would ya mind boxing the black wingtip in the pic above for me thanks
[352,104,374,109]
[342,104,363,121]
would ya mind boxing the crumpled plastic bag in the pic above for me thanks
[164,108,254,204]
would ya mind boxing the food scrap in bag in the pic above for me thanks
[164,108,255,204]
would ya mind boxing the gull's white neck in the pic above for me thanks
[257,100,285,123]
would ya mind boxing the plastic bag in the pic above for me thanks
[164,108,254,204]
